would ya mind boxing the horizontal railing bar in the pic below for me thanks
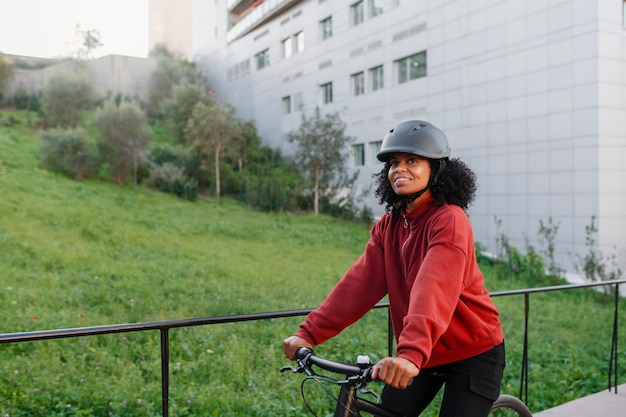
[0,304,393,344]
[490,278,625,297]
[0,309,311,344]
[1,280,623,345]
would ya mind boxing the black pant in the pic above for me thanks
[378,343,505,417]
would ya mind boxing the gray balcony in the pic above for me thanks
[226,0,302,43]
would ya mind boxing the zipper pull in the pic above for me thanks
[403,215,408,229]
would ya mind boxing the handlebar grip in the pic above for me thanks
[296,346,313,360]
[297,348,370,377]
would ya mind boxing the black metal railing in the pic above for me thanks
[490,279,624,403]
[1,279,624,415]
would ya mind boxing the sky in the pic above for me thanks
[0,0,149,59]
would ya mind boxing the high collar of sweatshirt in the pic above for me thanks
[402,193,437,224]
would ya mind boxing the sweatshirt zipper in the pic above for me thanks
[400,213,412,280]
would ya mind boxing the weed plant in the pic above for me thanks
[0,110,624,416]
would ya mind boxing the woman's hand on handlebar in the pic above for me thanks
[283,335,313,361]
[371,357,419,389]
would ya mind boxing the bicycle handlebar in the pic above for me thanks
[293,347,373,380]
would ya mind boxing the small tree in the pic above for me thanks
[185,101,236,198]
[287,107,357,215]
[572,215,623,300]
[159,82,212,143]
[226,119,260,172]
[147,46,210,116]
[74,24,103,59]
[41,65,95,128]
[95,98,152,186]
[538,217,564,277]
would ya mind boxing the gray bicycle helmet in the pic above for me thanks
[377,120,451,162]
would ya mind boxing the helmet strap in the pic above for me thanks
[402,159,446,205]
[404,185,430,204]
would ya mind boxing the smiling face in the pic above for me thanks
[387,153,432,208]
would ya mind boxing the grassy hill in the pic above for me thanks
[0,109,624,416]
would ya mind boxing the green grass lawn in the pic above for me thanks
[0,109,624,416]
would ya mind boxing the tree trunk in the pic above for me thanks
[132,150,138,189]
[215,147,221,199]
[314,165,320,215]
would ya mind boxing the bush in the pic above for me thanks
[148,146,200,179]
[147,162,198,201]
[0,53,14,102]
[12,88,41,112]
[236,168,302,212]
[39,128,100,179]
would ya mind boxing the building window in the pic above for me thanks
[294,92,303,111]
[397,51,427,84]
[351,1,364,26]
[352,71,365,96]
[370,0,384,17]
[320,82,333,104]
[282,96,291,114]
[282,37,292,59]
[370,141,382,164]
[320,16,332,40]
[255,49,269,70]
[353,144,365,166]
[370,65,384,91]
[295,31,305,53]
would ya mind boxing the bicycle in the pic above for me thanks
[281,347,532,417]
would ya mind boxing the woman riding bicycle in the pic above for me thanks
[284,120,505,417]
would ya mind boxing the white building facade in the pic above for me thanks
[191,0,626,275]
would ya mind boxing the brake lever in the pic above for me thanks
[359,386,382,403]
[280,359,316,377]
[280,365,300,373]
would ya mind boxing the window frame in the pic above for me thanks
[351,1,364,26]
[369,65,384,91]
[320,82,333,105]
[282,37,292,59]
[352,71,365,96]
[353,143,365,166]
[397,51,427,84]
[295,31,305,53]
[282,96,292,115]
[369,140,383,165]
[370,0,384,18]
[255,48,270,70]
[320,16,332,40]
[293,92,303,112]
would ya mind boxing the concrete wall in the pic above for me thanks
[6,54,156,103]
[88,55,156,101]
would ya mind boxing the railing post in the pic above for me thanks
[160,328,170,417]
[387,306,393,357]
[520,293,529,404]
[608,283,619,393]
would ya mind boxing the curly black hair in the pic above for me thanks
[373,157,478,214]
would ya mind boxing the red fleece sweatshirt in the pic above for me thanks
[296,194,504,369]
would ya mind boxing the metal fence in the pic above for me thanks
[1,279,624,416]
